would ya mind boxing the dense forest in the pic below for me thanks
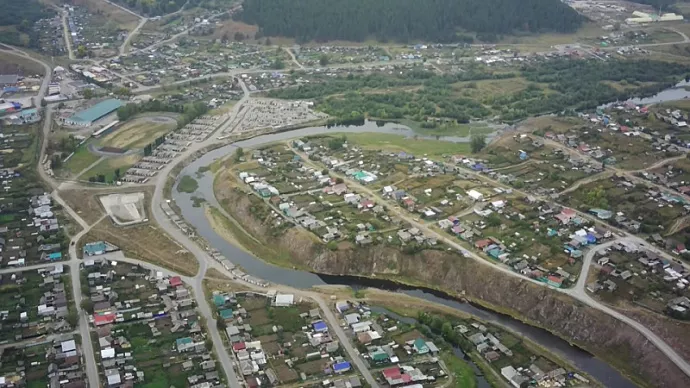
[0,0,52,46]
[237,0,584,43]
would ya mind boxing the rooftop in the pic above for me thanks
[67,99,123,124]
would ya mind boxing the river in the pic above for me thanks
[172,120,636,387]
[600,80,690,108]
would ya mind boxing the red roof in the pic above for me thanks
[475,239,491,249]
[232,342,246,352]
[169,276,183,287]
[547,275,563,284]
[401,374,412,383]
[94,313,116,326]
[382,367,401,379]
[561,208,576,216]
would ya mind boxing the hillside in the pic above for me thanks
[0,0,52,46]
[237,0,585,43]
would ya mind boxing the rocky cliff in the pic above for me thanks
[217,183,690,387]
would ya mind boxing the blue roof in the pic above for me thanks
[68,99,123,124]
[313,321,328,332]
[48,252,62,260]
[333,361,351,372]
[84,241,106,254]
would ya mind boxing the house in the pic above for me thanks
[413,338,429,354]
[313,321,328,332]
[94,313,116,326]
[467,190,484,201]
[274,294,294,307]
[169,276,183,288]
[333,361,351,374]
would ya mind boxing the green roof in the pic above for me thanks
[68,99,123,124]
[213,294,226,307]
[413,338,429,353]
[176,337,192,347]
[219,308,233,319]
[372,352,389,361]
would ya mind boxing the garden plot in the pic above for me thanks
[83,260,220,388]
[211,291,354,385]
[0,265,75,343]
[564,176,689,234]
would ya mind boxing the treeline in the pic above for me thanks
[237,0,583,43]
[116,0,187,16]
[117,100,209,129]
[0,0,51,27]
[0,0,51,47]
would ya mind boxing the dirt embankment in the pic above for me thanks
[215,180,690,388]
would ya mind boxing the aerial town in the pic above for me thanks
[4,0,690,387]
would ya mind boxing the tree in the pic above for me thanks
[77,45,87,58]
[319,54,330,66]
[83,88,94,99]
[66,310,78,327]
[470,134,486,153]
[234,147,244,162]
[81,299,94,314]
[234,32,245,41]
[264,37,272,45]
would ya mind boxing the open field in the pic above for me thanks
[62,143,101,176]
[72,0,140,30]
[78,154,139,182]
[81,218,199,276]
[0,51,46,75]
[337,132,470,158]
[99,117,177,150]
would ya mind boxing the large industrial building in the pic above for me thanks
[64,98,124,127]
[626,11,684,24]
[0,75,19,88]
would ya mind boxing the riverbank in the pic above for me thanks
[206,161,676,388]
[168,121,690,387]
[203,181,632,387]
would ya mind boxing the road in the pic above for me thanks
[61,10,75,60]
[287,144,690,378]
[283,47,304,69]
[130,58,423,94]
[120,18,148,55]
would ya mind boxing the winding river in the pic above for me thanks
[172,120,636,387]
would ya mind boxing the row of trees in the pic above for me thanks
[238,0,583,43]
[117,100,209,129]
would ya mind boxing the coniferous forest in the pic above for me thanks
[237,0,585,43]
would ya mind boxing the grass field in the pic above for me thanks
[0,51,46,75]
[63,144,101,176]
[78,154,139,182]
[99,119,176,150]
[399,118,496,138]
[72,0,140,30]
[335,132,470,158]
[81,217,199,276]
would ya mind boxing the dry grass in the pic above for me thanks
[100,119,176,150]
[58,185,153,225]
[82,218,199,276]
[72,0,140,30]
[211,20,259,40]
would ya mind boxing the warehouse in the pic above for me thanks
[0,102,21,115]
[0,75,19,88]
[64,98,123,127]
